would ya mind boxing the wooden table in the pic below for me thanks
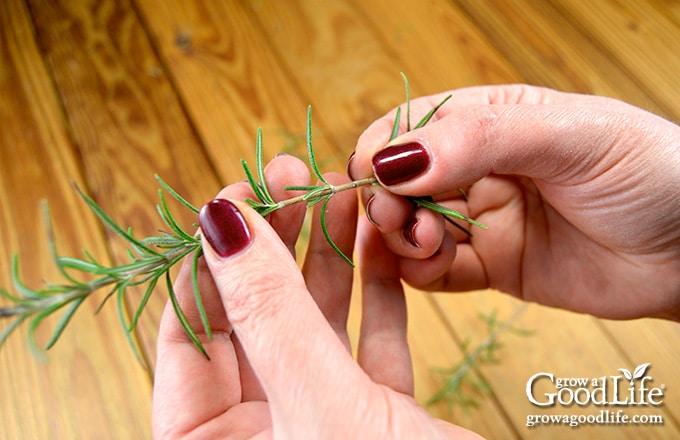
[1,0,678,438]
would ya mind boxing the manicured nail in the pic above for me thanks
[199,199,252,258]
[372,142,430,186]
[346,151,356,180]
[403,217,420,248]
[365,195,380,227]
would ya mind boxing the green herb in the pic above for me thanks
[0,75,486,358]
[427,305,533,412]
[0,178,203,361]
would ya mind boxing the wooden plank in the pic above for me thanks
[242,0,415,150]
[552,0,680,121]
[132,0,343,176]
[26,0,221,367]
[2,0,676,437]
[433,292,680,439]
[0,0,152,438]
[405,288,521,438]
[349,0,524,91]
[451,0,670,118]
[598,318,680,414]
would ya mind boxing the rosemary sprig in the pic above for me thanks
[0,75,487,358]
[427,305,533,412]
[0,176,206,360]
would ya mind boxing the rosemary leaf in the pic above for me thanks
[240,159,268,204]
[166,272,209,360]
[414,95,452,129]
[155,174,199,214]
[255,128,276,205]
[410,197,488,230]
[116,279,145,365]
[320,197,354,267]
[191,247,212,340]
[306,106,329,185]
[128,273,161,332]
[390,106,402,141]
[44,296,85,350]
[157,189,197,243]
[11,256,42,300]
[74,185,162,257]
[401,72,411,132]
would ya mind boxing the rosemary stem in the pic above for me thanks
[0,244,195,319]
[276,176,378,211]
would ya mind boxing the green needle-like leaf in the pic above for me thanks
[414,95,452,129]
[191,248,211,340]
[129,273,161,332]
[241,159,265,201]
[320,197,354,267]
[256,128,275,205]
[390,106,402,142]
[44,297,85,350]
[166,272,209,360]
[0,315,27,347]
[306,106,329,185]
[410,197,488,230]
[75,185,162,257]
[116,279,145,365]
[155,174,199,214]
[157,189,197,243]
[401,72,411,132]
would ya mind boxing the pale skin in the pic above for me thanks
[153,158,481,439]
[350,85,680,321]
[153,85,680,438]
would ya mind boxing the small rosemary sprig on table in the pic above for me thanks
[0,75,487,358]
[427,305,533,413]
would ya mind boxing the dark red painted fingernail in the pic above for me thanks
[346,151,356,180]
[403,217,420,248]
[372,142,430,186]
[199,199,252,258]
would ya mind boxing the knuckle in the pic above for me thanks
[219,260,291,327]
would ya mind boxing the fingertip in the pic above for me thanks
[381,207,446,260]
[351,113,398,180]
[364,188,414,233]
[399,231,457,291]
[199,199,253,260]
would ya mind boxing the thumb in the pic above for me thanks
[350,86,648,198]
[197,199,370,422]
[368,101,624,197]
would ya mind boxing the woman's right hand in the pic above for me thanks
[348,85,680,321]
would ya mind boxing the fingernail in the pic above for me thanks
[199,199,252,258]
[365,195,380,227]
[346,151,356,180]
[403,217,420,248]
[372,142,430,186]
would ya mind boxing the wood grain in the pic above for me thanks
[0,0,152,438]
[26,0,221,366]
[453,0,670,118]
[1,0,678,438]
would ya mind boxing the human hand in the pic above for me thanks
[348,85,680,321]
[152,154,482,439]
